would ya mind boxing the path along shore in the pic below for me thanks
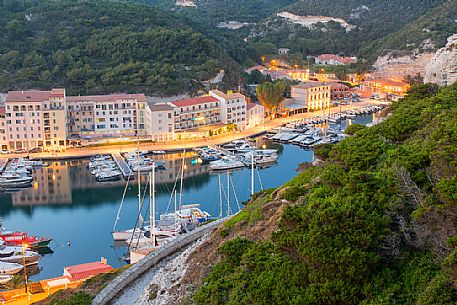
[3,101,387,161]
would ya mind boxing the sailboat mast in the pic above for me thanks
[174,189,177,236]
[150,163,156,245]
[136,100,141,215]
[179,150,185,210]
[218,174,222,219]
[227,172,231,216]
[251,153,255,196]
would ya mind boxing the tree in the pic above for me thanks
[256,81,286,118]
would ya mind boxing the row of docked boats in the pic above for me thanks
[194,140,279,171]
[270,105,386,134]
[0,223,52,282]
[0,158,47,189]
[269,127,348,148]
[123,150,165,172]
[88,154,122,182]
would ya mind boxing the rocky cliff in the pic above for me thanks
[425,34,457,86]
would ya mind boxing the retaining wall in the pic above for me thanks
[92,217,228,305]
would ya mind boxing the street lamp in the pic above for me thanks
[21,241,29,294]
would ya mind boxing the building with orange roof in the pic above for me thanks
[66,93,150,139]
[314,54,357,66]
[4,89,67,151]
[361,78,410,95]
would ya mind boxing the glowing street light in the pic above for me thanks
[21,241,29,294]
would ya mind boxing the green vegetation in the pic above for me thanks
[0,0,239,95]
[38,266,128,305]
[256,81,286,116]
[361,1,457,60]
[248,0,454,62]
[193,83,457,304]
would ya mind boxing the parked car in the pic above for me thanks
[29,147,42,153]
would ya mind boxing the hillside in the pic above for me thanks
[361,0,457,58]
[0,0,240,96]
[169,83,457,304]
[248,0,450,60]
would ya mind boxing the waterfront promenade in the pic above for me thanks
[3,101,386,160]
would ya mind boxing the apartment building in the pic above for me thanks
[327,82,351,99]
[67,94,150,139]
[209,90,247,130]
[246,103,264,129]
[149,104,175,142]
[289,81,331,111]
[168,96,221,132]
[4,89,67,151]
[0,107,7,150]
[361,79,410,95]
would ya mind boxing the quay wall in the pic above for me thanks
[92,217,229,305]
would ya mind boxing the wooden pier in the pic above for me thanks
[111,153,134,180]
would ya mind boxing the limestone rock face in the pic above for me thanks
[425,34,457,86]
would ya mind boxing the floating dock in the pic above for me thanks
[111,153,134,180]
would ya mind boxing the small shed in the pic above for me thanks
[63,259,113,281]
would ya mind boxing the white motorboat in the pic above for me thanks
[209,157,244,171]
[0,251,39,266]
[0,261,23,275]
[0,275,12,284]
[159,204,211,224]
[0,174,33,188]
[95,171,122,182]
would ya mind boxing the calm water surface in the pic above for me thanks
[0,115,374,280]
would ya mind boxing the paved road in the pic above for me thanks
[2,101,386,160]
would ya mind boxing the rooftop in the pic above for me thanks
[150,103,174,111]
[210,90,245,100]
[64,261,112,281]
[364,79,409,87]
[247,103,262,111]
[326,82,350,89]
[292,81,329,89]
[67,93,147,103]
[170,96,219,108]
[244,65,266,74]
[6,89,65,103]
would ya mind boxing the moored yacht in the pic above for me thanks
[209,157,244,171]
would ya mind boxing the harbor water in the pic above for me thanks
[0,114,375,280]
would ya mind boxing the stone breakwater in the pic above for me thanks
[92,218,229,305]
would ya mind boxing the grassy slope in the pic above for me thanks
[192,83,457,304]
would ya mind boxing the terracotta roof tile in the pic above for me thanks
[64,262,113,281]
[7,91,53,103]
[170,96,218,108]
[67,94,147,103]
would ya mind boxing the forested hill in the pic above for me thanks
[190,83,457,304]
[361,0,457,58]
[0,0,239,96]
[248,0,451,60]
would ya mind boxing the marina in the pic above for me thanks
[0,113,377,281]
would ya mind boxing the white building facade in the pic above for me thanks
[66,94,150,139]
[4,89,67,151]
[246,103,264,129]
[209,90,247,130]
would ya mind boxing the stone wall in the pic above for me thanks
[92,218,228,305]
